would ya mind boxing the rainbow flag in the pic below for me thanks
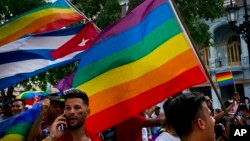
[73,0,207,133]
[0,0,84,46]
[216,71,234,87]
[0,103,42,141]
[16,91,50,105]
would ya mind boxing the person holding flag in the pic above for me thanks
[224,92,241,116]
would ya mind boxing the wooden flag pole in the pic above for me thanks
[64,0,89,20]
[65,0,101,31]
[170,0,228,115]
[230,71,237,92]
[233,82,237,92]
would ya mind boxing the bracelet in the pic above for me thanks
[42,134,56,141]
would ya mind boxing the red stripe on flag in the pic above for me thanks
[32,15,83,34]
[216,72,232,78]
[85,66,206,133]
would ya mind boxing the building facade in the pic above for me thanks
[197,0,250,108]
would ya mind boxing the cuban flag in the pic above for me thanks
[0,22,99,90]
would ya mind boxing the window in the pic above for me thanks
[200,47,210,67]
[227,35,241,66]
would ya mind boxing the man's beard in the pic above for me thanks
[67,114,86,130]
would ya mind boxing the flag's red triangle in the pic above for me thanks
[51,22,99,59]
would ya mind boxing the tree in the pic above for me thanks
[175,0,224,48]
[0,0,47,23]
[71,0,121,29]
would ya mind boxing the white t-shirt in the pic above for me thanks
[155,132,180,141]
[142,127,149,141]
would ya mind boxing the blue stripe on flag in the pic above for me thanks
[0,50,54,64]
[218,79,234,87]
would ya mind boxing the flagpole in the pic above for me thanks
[64,0,101,31]
[64,0,89,20]
[233,82,237,92]
[231,71,237,92]
[170,0,228,115]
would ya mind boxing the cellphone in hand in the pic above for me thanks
[58,124,65,131]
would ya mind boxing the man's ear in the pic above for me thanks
[196,118,206,130]
[87,108,90,115]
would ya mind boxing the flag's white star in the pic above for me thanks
[78,38,89,47]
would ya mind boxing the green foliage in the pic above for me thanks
[174,0,224,20]
[71,0,121,29]
[174,0,225,48]
[20,62,78,91]
[0,0,47,22]
[94,0,121,29]
[127,0,144,12]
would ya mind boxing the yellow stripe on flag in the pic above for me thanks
[0,134,24,141]
[0,8,76,39]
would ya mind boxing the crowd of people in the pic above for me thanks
[0,89,250,141]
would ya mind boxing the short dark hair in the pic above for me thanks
[155,106,160,110]
[11,99,26,106]
[46,91,64,102]
[166,93,205,137]
[63,88,89,106]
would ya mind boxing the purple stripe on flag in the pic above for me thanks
[218,79,234,87]
[93,0,167,44]
[55,71,75,91]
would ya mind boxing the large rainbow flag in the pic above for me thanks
[0,103,42,141]
[0,0,84,46]
[73,0,207,133]
[216,71,234,87]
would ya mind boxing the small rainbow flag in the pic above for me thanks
[73,0,207,134]
[216,71,234,87]
[16,91,49,105]
[0,0,84,46]
[0,103,42,141]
